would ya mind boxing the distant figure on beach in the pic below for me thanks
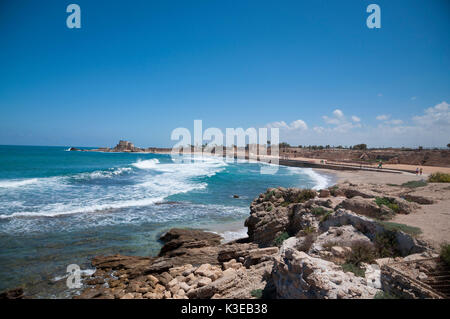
[378,161,383,169]
[415,167,419,175]
[419,168,423,175]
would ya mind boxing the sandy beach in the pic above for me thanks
[316,168,450,250]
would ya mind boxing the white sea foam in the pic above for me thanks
[52,268,96,282]
[0,178,39,188]
[73,167,132,180]
[132,158,160,169]
[300,168,331,190]
[0,156,227,221]
[0,196,165,219]
[219,228,249,243]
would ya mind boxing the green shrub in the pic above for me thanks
[374,231,401,258]
[297,233,317,252]
[311,206,328,215]
[341,263,365,277]
[266,205,273,212]
[440,244,450,266]
[273,231,290,247]
[377,221,422,236]
[310,207,332,222]
[401,180,427,188]
[302,226,316,235]
[346,241,376,265]
[264,190,276,201]
[428,172,450,183]
[374,291,399,299]
[375,197,399,213]
[250,289,263,299]
[329,185,339,196]
[295,189,317,203]
[320,211,332,223]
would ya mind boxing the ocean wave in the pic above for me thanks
[300,168,331,190]
[73,167,132,180]
[0,178,40,188]
[219,228,249,243]
[132,158,160,169]
[0,196,165,219]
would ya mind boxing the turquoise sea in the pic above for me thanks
[0,145,331,298]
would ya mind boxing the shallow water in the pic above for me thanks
[0,145,331,297]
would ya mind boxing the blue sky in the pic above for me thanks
[0,0,449,148]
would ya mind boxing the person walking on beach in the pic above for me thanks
[419,168,423,175]
[378,161,383,169]
[415,167,419,175]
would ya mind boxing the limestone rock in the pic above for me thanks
[338,197,393,219]
[272,248,379,299]
[310,225,371,254]
[159,228,222,257]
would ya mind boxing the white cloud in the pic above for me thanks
[376,114,390,121]
[333,109,344,118]
[270,102,449,148]
[377,93,383,97]
[266,119,308,131]
[320,109,361,133]
[411,96,417,101]
[413,101,449,127]
[290,119,308,130]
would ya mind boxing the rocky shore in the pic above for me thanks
[69,140,170,153]
[68,182,448,299]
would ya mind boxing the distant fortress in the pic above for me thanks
[69,140,169,153]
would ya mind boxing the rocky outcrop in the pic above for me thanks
[70,182,438,300]
[273,248,379,299]
[0,288,25,299]
[321,209,428,256]
[310,225,371,255]
[159,228,222,257]
[338,196,394,219]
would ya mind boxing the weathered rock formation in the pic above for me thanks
[67,182,442,299]
[273,248,379,299]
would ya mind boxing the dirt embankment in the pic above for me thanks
[282,148,450,168]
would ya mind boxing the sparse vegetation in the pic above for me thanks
[353,143,367,150]
[295,189,317,203]
[273,231,290,247]
[374,291,399,299]
[401,180,428,188]
[301,226,316,235]
[377,221,422,236]
[311,206,328,215]
[375,197,400,213]
[440,244,450,266]
[320,211,333,223]
[428,172,450,183]
[346,241,376,265]
[310,207,333,222]
[341,263,365,277]
[296,233,317,252]
[374,230,401,258]
[266,205,273,212]
[250,289,263,299]
[264,190,276,201]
